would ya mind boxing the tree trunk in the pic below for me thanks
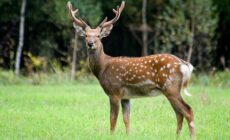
[71,32,78,80]
[220,55,226,70]
[187,39,193,62]
[15,0,26,75]
[142,30,148,56]
[142,0,148,56]
[187,0,194,63]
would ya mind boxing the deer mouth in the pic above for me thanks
[87,45,96,50]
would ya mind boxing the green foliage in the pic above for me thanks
[0,0,102,72]
[75,60,91,78]
[0,0,229,73]
[71,0,102,27]
[0,0,20,22]
[26,1,70,59]
[213,0,230,23]
[152,0,217,70]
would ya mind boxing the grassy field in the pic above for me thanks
[0,84,230,140]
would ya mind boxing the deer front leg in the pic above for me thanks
[121,99,130,134]
[109,96,120,134]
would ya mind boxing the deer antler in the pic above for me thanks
[67,1,88,28]
[97,1,125,28]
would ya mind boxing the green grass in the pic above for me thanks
[0,84,230,140]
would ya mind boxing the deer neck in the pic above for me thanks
[88,42,109,78]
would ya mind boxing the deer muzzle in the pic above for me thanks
[87,41,97,50]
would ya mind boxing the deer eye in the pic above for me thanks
[97,35,100,38]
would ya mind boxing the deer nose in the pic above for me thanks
[88,42,94,47]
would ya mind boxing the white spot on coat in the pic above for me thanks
[167,63,171,68]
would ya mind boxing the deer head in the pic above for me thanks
[67,1,125,51]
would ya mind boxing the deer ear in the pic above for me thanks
[100,25,113,38]
[73,23,85,37]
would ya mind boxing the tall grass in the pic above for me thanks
[191,71,230,88]
[0,69,97,85]
[1,69,230,87]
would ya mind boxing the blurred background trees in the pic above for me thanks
[0,0,229,77]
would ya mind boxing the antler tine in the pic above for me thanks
[99,1,125,28]
[79,18,89,27]
[67,1,88,28]
[97,17,108,28]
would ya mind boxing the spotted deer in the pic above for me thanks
[67,1,195,138]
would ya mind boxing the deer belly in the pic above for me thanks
[122,87,162,99]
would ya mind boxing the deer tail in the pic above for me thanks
[179,61,194,97]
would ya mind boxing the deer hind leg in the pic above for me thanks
[166,94,195,139]
[168,96,184,137]
[121,99,130,134]
[181,98,195,139]
[175,111,184,136]
[109,96,120,134]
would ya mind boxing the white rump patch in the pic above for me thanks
[180,63,193,83]
[180,63,194,96]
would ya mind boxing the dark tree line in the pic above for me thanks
[0,0,229,75]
